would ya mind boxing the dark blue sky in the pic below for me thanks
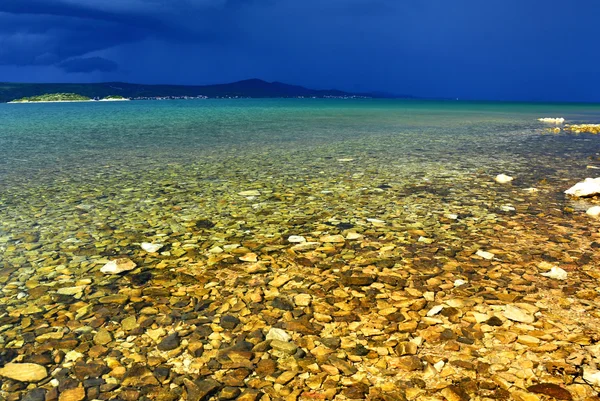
[1,0,599,101]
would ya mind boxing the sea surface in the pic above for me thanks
[2,99,600,255]
[2,99,600,398]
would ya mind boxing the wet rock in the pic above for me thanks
[21,388,47,401]
[527,383,572,400]
[583,366,600,387]
[565,178,600,197]
[495,174,514,184]
[93,328,112,345]
[270,339,298,355]
[342,276,375,286]
[219,315,240,330]
[184,378,221,401]
[441,385,470,401]
[141,242,163,252]
[540,266,568,280]
[0,363,48,382]
[342,383,369,399]
[218,387,241,400]
[157,332,180,351]
[195,219,216,229]
[100,258,136,274]
[236,390,261,401]
[58,387,85,401]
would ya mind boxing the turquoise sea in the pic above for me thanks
[1,99,600,399]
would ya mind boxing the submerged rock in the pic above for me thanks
[586,206,600,217]
[540,266,568,280]
[0,363,48,382]
[504,305,535,323]
[538,117,565,124]
[100,258,136,274]
[495,174,514,184]
[141,242,163,253]
[565,177,600,197]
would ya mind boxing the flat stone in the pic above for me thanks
[441,385,470,401]
[141,242,163,253]
[0,363,48,382]
[58,387,85,401]
[93,328,112,345]
[540,266,568,280]
[476,250,495,260]
[218,387,241,400]
[236,390,261,401]
[122,316,138,331]
[238,190,261,197]
[294,293,312,306]
[21,388,47,401]
[319,234,345,243]
[157,332,180,351]
[395,356,423,371]
[342,276,375,286]
[527,383,572,400]
[504,305,535,323]
[99,294,129,304]
[270,339,298,355]
[57,286,87,296]
[100,258,136,274]
[184,378,221,401]
[220,315,240,330]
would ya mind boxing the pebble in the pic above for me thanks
[100,258,136,274]
[583,366,600,387]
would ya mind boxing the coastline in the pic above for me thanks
[8,99,130,104]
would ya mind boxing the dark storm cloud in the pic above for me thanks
[1,0,599,101]
[59,56,118,73]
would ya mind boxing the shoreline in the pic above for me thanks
[8,99,130,104]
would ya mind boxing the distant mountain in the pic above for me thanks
[0,79,404,103]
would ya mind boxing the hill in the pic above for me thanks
[0,79,400,103]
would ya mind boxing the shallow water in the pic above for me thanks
[1,99,600,399]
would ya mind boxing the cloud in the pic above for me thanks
[59,56,118,73]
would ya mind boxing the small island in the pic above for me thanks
[9,93,131,103]
[9,93,93,103]
[99,95,130,101]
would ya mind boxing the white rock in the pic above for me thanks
[538,117,565,124]
[366,218,386,224]
[503,305,535,323]
[346,232,363,240]
[266,328,291,342]
[426,305,444,317]
[444,213,458,220]
[476,250,495,260]
[337,158,354,162]
[523,187,539,193]
[100,258,136,274]
[287,235,306,243]
[495,174,513,184]
[454,279,467,287]
[238,190,261,197]
[500,205,515,212]
[565,177,600,197]
[433,360,445,372]
[540,266,568,280]
[586,206,600,217]
[583,366,600,387]
[65,350,84,362]
[472,312,490,323]
[141,242,163,253]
